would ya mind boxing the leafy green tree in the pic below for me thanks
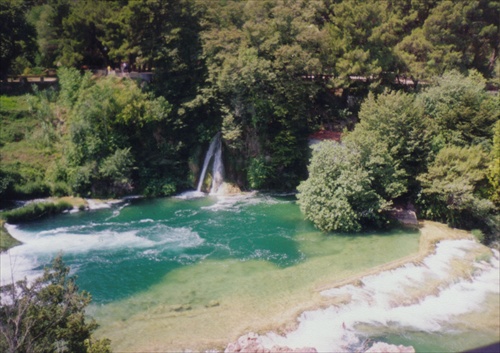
[297,140,390,232]
[201,0,329,189]
[417,145,497,234]
[327,0,393,85]
[419,70,499,147]
[0,0,37,78]
[58,0,115,67]
[62,74,166,196]
[27,0,71,68]
[396,0,500,79]
[349,90,431,197]
[0,256,111,353]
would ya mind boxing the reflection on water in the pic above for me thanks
[1,194,497,352]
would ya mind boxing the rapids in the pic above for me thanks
[0,194,498,352]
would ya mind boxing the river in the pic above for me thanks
[1,193,498,352]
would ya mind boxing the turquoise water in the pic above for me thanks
[6,194,314,303]
[2,193,496,352]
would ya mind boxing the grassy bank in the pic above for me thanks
[0,220,21,252]
[0,197,90,252]
[1,201,73,224]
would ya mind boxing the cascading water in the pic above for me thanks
[197,132,224,194]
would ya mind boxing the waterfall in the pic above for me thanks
[197,132,224,194]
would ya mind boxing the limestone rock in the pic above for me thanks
[216,182,241,195]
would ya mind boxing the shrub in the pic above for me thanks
[13,180,50,199]
[0,256,112,353]
[247,157,271,190]
[471,229,485,244]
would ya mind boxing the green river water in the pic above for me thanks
[1,193,498,352]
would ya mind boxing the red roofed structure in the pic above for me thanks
[309,130,342,143]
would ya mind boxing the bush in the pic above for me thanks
[297,141,388,232]
[247,157,271,190]
[0,256,111,353]
[50,181,72,197]
[13,180,50,199]
[142,178,178,197]
[471,229,485,244]
[2,201,72,224]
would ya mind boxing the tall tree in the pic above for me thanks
[417,145,497,235]
[350,90,431,197]
[396,0,500,79]
[0,0,37,78]
[418,70,499,147]
[297,140,389,232]
[327,0,393,85]
[27,0,71,68]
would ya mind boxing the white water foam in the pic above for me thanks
[105,202,130,220]
[0,222,204,286]
[85,199,124,210]
[175,190,207,199]
[260,239,500,352]
[200,192,287,212]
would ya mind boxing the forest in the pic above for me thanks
[1,0,499,240]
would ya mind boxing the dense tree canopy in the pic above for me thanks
[0,0,36,79]
[298,71,498,237]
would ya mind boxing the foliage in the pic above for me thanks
[201,0,328,188]
[419,70,499,147]
[298,89,431,233]
[0,220,21,252]
[57,67,92,108]
[0,0,37,78]
[297,141,389,232]
[349,90,430,197]
[247,157,271,190]
[0,256,111,353]
[298,69,498,235]
[1,1,498,237]
[26,86,60,148]
[488,120,500,205]
[396,0,499,80]
[1,201,72,224]
[417,145,497,235]
[326,0,392,86]
[52,69,180,197]
[0,94,56,201]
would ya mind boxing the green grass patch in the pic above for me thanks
[0,95,30,112]
[1,201,73,224]
[1,94,61,200]
[0,220,22,252]
[0,95,35,146]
